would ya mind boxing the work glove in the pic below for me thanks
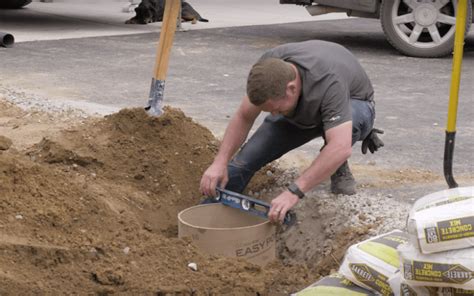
[361,128,384,154]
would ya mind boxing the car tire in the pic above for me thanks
[381,0,472,58]
[0,0,32,9]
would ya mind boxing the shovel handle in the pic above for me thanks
[146,0,181,116]
[153,0,180,80]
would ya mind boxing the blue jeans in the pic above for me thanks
[226,99,375,193]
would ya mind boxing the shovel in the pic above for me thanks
[145,0,181,116]
[444,0,469,188]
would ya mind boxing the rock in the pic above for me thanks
[134,174,144,180]
[187,262,197,271]
[368,229,378,236]
[143,223,153,232]
[123,247,130,255]
[15,214,23,220]
[0,136,12,150]
[91,269,124,286]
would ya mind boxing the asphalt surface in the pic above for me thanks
[0,7,473,187]
[0,0,344,42]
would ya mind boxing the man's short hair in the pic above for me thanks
[246,58,296,106]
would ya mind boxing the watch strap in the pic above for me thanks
[287,183,305,199]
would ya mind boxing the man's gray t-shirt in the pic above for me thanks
[260,40,374,131]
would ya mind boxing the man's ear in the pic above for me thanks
[286,80,297,97]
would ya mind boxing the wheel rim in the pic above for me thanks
[391,0,457,49]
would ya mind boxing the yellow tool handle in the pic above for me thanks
[153,0,180,80]
[444,0,467,188]
[446,0,467,132]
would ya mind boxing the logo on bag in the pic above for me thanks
[400,284,417,296]
[403,262,413,280]
[410,261,473,284]
[425,227,439,243]
[443,265,472,284]
[350,264,374,282]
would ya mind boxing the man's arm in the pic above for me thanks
[200,96,261,196]
[268,121,353,222]
[295,121,352,192]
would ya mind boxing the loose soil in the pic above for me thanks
[1,98,469,295]
[0,101,349,295]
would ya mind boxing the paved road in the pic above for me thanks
[1,0,346,42]
[0,2,473,186]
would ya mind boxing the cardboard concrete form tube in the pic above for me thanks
[178,203,276,266]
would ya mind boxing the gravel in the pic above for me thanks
[251,167,412,266]
[0,85,118,118]
[275,167,410,234]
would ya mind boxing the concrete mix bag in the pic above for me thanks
[389,272,474,296]
[399,243,474,290]
[339,230,410,296]
[407,186,474,254]
[389,272,435,296]
[293,273,376,296]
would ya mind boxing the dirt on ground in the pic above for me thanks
[1,98,469,295]
[0,100,364,295]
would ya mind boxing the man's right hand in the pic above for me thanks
[200,162,229,197]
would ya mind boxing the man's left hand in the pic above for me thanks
[268,191,299,224]
[361,128,384,154]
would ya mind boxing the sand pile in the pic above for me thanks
[1,101,428,295]
[1,106,327,295]
[26,107,220,234]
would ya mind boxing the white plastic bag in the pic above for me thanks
[389,272,474,296]
[339,230,410,295]
[293,273,375,296]
[389,272,434,296]
[407,186,474,254]
[399,243,474,289]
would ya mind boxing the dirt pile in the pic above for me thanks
[1,106,331,295]
[27,107,220,234]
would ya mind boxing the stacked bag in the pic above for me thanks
[293,186,474,296]
[395,186,474,296]
[292,273,377,295]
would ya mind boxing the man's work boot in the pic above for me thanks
[330,161,356,195]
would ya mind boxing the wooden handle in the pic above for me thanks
[153,0,180,80]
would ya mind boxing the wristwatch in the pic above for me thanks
[287,182,305,199]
